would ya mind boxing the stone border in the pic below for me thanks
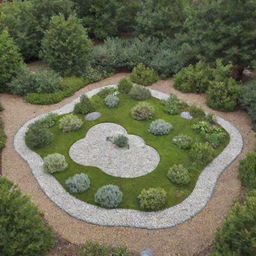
[14,85,243,229]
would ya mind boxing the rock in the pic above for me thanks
[85,112,101,121]
[180,111,193,119]
[140,249,153,256]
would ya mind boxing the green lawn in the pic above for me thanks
[34,94,229,210]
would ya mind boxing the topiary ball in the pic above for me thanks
[104,95,119,108]
[167,164,190,185]
[65,173,90,193]
[43,153,68,174]
[117,78,133,94]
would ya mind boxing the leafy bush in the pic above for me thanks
[97,87,117,98]
[59,114,83,132]
[74,95,94,115]
[131,102,155,120]
[82,65,113,82]
[0,177,54,256]
[167,164,190,185]
[203,113,216,124]
[172,134,192,150]
[43,153,68,174]
[130,63,159,86]
[36,113,59,128]
[189,142,214,166]
[65,173,90,193]
[192,121,212,135]
[117,78,133,94]
[25,123,54,149]
[210,191,256,256]
[206,78,240,111]
[189,105,205,118]
[138,187,167,211]
[104,95,119,108]
[173,61,212,93]
[107,135,129,148]
[162,94,187,115]
[148,119,173,135]
[239,153,256,190]
[94,185,123,209]
[129,85,151,100]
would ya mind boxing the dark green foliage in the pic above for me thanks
[40,15,92,76]
[210,191,256,256]
[35,113,59,129]
[107,135,129,148]
[0,118,6,150]
[0,177,54,256]
[189,142,214,166]
[117,78,133,94]
[0,30,23,92]
[167,164,190,185]
[74,95,94,115]
[129,85,151,101]
[189,105,205,118]
[239,153,256,191]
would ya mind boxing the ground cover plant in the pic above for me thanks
[27,89,229,210]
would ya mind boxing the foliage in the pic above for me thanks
[0,118,6,150]
[107,135,129,148]
[117,78,133,94]
[74,95,94,115]
[148,119,173,135]
[59,114,83,132]
[189,142,214,166]
[239,153,256,191]
[0,177,54,256]
[162,94,187,115]
[104,95,120,108]
[129,85,151,101]
[94,185,123,209]
[82,65,114,83]
[65,173,90,193]
[138,187,167,211]
[210,191,256,256]
[97,87,117,98]
[203,113,216,124]
[167,164,190,185]
[172,134,192,150]
[36,113,59,128]
[189,105,205,118]
[130,64,159,86]
[40,15,92,76]
[131,102,155,120]
[43,153,68,174]
[0,29,23,92]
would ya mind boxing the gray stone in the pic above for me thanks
[180,111,193,119]
[140,249,153,256]
[85,112,101,121]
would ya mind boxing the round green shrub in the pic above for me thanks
[113,135,129,148]
[148,119,173,135]
[25,123,54,149]
[74,95,94,115]
[167,164,190,185]
[162,94,187,115]
[137,187,167,211]
[36,113,59,128]
[130,64,159,86]
[239,153,256,190]
[94,184,123,209]
[65,173,90,193]
[104,95,119,108]
[131,102,155,120]
[117,78,133,94]
[189,105,205,118]
[129,85,151,100]
[43,153,68,174]
[172,134,192,150]
[189,142,214,166]
[59,114,83,132]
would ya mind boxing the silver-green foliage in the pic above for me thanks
[172,134,192,150]
[167,164,190,185]
[131,102,155,120]
[65,173,90,193]
[148,119,173,135]
[104,95,119,108]
[59,114,83,132]
[129,85,151,100]
[43,153,68,174]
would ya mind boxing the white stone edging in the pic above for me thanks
[14,85,243,229]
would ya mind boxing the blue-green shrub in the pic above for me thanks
[65,173,90,193]
[129,85,151,100]
[104,95,119,108]
[148,119,173,135]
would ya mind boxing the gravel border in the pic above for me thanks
[14,85,243,229]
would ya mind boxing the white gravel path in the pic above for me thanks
[14,85,243,229]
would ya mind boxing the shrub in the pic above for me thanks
[65,173,90,193]
[36,113,59,128]
[117,78,133,94]
[104,95,119,108]
[162,94,187,115]
[189,105,205,118]
[129,85,151,100]
[25,123,54,149]
[0,177,54,256]
[167,164,190,185]
[107,135,129,148]
[173,61,212,93]
[206,78,240,111]
[131,102,155,120]
[189,142,214,166]
[130,63,159,86]
[203,113,216,124]
[239,153,256,190]
[94,185,123,209]
[192,121,212,135]
[43,153,68,174]
[172,134,192,150]
[97,87,116,98]
[138,187,167,211]
[74,95,94,115]
[148,119,173,135]
[59,114,83,132]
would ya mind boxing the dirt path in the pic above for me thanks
[1,74,255,256]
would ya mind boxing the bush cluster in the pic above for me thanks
[148,119,173,136]
[65,173,90,193]
[94,185,123,209]
[104,95,119,108]
[43,153,68,174]
[131,102,155,120]
[162,94,187,115]
[189,142,214,166]
[74,95,94,115]
[117,78,133,94]
[59,114,83,132]
[138,187,167,211]
[167,164,190,185]
[129,85,151,101]
[172,134,192,150]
